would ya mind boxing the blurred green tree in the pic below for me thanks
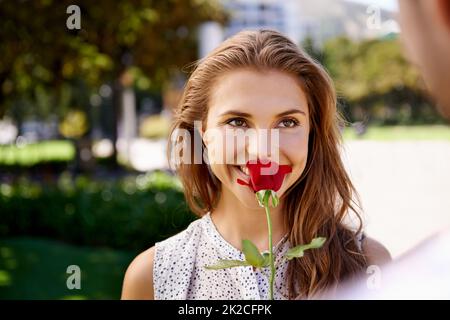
[0,0,227,163]
[321,36,441,124]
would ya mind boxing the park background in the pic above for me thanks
[1,0,449,299]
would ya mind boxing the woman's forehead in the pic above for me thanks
[207,69,309,119]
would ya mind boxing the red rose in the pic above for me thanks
[206,158,325,301]
[237,159,292,192]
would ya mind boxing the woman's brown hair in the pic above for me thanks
[167,29,367,299]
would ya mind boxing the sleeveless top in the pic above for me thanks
[153,212,364,300]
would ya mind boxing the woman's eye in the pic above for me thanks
[225,117,298,128]
[278,118,299,128]
[226,118,248,127]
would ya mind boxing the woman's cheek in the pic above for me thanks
[205,127,229,165]
[281,131,308,159]
[280,132,309,180]
[221,129,248,165]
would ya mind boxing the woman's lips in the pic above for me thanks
[230,163,292,192]
[230,165,250,184]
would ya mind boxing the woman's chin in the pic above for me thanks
[228,185,258,209]
[247,199,264,209]
[239,198,262,210]
[225,165,291,209]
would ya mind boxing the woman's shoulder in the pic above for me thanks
[121,246,156,299]
[121,216,206,299]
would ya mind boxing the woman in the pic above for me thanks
[121,29,391,300]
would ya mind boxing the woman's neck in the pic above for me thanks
[210,187,288,253]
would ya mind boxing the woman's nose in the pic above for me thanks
[245,128,280,164]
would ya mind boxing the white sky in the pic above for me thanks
[347,0,398,12]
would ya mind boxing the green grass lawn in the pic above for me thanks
[0,237,136,300]
[0,140,75,166]
[343,125,450,141]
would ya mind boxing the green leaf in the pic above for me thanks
[204,259,250,270]
[285,237,327,260]
[262,252,271,267]
[242,239,265,268]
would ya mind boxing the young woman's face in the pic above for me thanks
[203,68,310,209]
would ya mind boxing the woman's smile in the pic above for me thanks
[230,164,250,185]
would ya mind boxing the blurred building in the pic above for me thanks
[199,0,398,57]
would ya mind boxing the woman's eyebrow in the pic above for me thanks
[219,108,306,118]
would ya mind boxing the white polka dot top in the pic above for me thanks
[153,212,291,300]
[153,212,365,300]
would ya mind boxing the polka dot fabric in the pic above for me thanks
[153,212,290,300]
[153,212,365,300]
